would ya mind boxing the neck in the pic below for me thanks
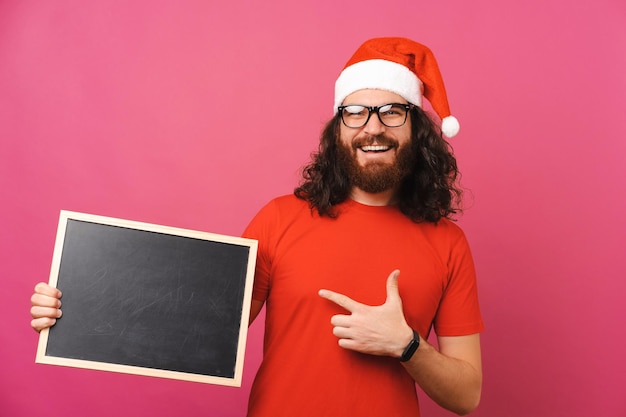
[350,187,398,206]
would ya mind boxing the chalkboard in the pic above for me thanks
[36,211,257,386]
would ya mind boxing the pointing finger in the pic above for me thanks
[319,289,361,313]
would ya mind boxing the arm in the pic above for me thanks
[30,282,63,332]
[249,299,265,325]
[403,333,482,415]
[319,270,482,415]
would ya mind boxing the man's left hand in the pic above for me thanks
[318,269,414,358]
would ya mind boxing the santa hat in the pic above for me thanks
[334,37,460,138]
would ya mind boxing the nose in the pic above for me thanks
[362,111,386,135]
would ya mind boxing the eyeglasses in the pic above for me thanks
[338,103,412,128]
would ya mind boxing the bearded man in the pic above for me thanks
[31,37,484,417]
[242,38,483,416]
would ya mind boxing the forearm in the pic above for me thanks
[401,334,482,415]
[318,271,482,414]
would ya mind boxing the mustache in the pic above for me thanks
[351,134,399,150]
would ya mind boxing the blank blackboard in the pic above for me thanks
[36,211,257,386]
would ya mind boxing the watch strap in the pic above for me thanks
[399,329,420,362]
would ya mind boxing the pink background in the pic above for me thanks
[2,1,625,416]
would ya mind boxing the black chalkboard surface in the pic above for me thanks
[36,211,257,386]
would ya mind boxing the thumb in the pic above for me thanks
[385,269,402,305]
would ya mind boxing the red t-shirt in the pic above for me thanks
[243,195,483,417]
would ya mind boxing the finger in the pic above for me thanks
[30,305,62,320]
[385,269,402,305]
[34,282,62,299]
[337,338,361,351]
[31,293,62,308]
[330,314,352,327]
[332,326,353,339]
[318,289,361,313]
[31,317,57,333]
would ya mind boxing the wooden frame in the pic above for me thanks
[36,210,257,387]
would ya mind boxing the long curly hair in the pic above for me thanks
[294,106,463,223]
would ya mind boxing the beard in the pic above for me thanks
[336,134,414,194]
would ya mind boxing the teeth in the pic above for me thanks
[361,145,390,152]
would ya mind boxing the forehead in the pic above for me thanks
[342,89,407,106]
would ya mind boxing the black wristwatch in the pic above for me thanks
[399,329,420,362]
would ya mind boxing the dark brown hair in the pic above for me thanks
[294,106,463,223]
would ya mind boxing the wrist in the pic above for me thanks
[399,329,420,362]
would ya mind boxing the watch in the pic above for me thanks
[399,329,420,362]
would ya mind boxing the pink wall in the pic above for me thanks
[2,1,625,416]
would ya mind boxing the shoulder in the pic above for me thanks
[414,217,472,259]
[420,217,467,241]
[257,194,311,217]
[243,194,312,238]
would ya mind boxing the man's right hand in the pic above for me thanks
[30,282,63,333]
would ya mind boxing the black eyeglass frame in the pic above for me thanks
[337,103,413,128]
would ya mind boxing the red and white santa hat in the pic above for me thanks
[334,37,460,138]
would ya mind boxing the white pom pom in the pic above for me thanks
[441,115,460,138]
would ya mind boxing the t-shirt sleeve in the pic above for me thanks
[433,226,484,336]
[242,199,277,303]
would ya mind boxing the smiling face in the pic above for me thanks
[337,89,414,198]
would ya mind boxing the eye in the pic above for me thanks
[343,105,367,116]
[382,104,408,116]
[378,104,393,113]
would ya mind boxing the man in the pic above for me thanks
[31,37,483,416]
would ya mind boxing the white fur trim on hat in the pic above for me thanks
[334,59,423,113]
